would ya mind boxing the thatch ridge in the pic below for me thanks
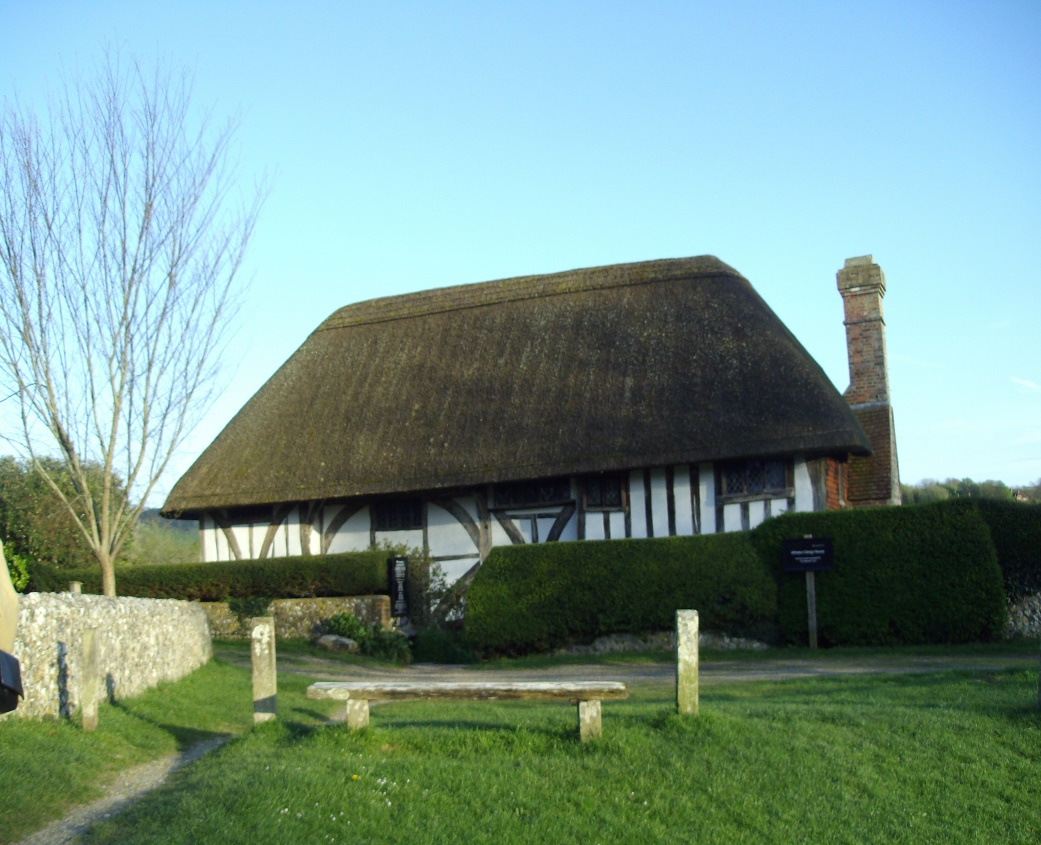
[163,256,871,516]
[318,256,734,331]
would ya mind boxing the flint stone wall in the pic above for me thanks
[1006,592,1041,639]
[6,592,212,720]
[201,595,391,640]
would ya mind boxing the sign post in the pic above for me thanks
[782,536,833,650]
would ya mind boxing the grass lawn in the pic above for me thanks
[2,647,1039,844]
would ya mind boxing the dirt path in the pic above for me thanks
[215,644,1039,686]
[14,737,229,845]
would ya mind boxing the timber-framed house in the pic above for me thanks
[163,255,898,586]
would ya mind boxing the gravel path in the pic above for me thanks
[16,648,1037,844]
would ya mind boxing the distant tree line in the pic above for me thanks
[0,456,198,576]
[901,477,1041,505]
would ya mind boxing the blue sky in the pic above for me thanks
[3,1,1040,503]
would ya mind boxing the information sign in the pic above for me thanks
[387,556,409,618]
[782,537,834,572]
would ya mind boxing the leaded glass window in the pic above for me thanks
[720,460,789,498]
[494,477,572,508]
[585,474,625,510]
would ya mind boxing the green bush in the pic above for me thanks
[969,498,1041,602]
[751,501,1007,646]
[27,550,388,600]
[465,534,777,655]
[6,552,30,592]
[226,595,271,623]
[412,627,475,664]
[325,612,411,664]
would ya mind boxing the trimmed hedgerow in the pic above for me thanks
[26,550,388,600]
[969,498,1041,602]
[750,501,1007,646]
[465,533,776,655]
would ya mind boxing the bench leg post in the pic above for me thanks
[578,699,601,742]
[346,699,370,730]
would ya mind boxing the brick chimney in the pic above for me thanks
[838,256,901,507]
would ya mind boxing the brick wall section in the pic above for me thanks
[824,458,847,510]
[847,404,901,506]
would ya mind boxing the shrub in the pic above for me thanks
[751,501,1007,646]
[969,498,1041,602]
[6,553,30,592]
[27,550,388,600]
[226,595,271,624]
[412,627,475,664]
[325,611,411,664]
[465,533,776,655]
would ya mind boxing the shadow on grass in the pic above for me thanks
[109,698,233,751]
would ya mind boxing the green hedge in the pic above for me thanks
[969,498,1041,602]
[465,533,776,655]
[750,501,1007,646]
[27,550,388,600]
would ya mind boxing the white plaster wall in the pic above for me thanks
[269,517,288,558]
[793,455,813,512]
[609,511,626,539]
[748,499,767,529]
[230,525,252,559]
[489,517,514,547]
[200,517,218,562]
[585,513,606,541]
[325,506,371,554]
[770,498,789,517]
[628,469,648,539]
[537,517,558,543]
[375,528,424,550]
[556,511,579,542]
[723,503,743,533]
[215,522,230,561]
[699,463,716,535]
[427,502,479,558]
[673,464,694,536]
[649,468,669,537]
[439,557,480,585]
[285,508,303,558]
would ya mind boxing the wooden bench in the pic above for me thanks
[306,680,629,741]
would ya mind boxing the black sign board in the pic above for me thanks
[782,538,834,572]
[387,556,409,618]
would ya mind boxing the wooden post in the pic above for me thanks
[806,571,818,650]
[250,617,277,723]
[80,627,99,732]
[676,609,699,716]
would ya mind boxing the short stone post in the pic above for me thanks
[80,627,99,732]
[676,610,699,716]
[250,617,277,723]
[69,581,82,594]
[578,700,602,742]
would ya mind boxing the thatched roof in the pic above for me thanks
[163,256,871,516]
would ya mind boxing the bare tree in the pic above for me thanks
[0,51,262,595]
